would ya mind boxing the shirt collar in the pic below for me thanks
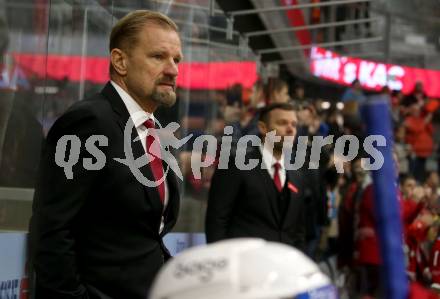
[259,144,285,170]
[111,80,153,129]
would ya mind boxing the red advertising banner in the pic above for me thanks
[11,53,257,90]
[310,47,440,98]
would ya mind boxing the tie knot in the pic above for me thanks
[273,162,281,171]
[144,119,155,129]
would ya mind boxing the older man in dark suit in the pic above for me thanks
[30,10,182,299]
[206,103,306,250]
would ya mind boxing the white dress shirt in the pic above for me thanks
[111,81,169,233]
[259,145,286,188]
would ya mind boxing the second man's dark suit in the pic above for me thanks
[30,82,180,299]
[205,147,306,249]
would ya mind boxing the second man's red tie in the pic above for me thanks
[273,162,282,192]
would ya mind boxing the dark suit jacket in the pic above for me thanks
[30,82,180,299]
[205,148,306,249]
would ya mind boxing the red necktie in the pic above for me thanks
[144,119,165,204]
[273,162,282,192]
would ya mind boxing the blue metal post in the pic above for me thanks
[361,96,408,299]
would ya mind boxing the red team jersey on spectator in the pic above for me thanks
[430,237,440,284]
[355,185,426,269]
[406,218,430,280]
[355,184,381,265]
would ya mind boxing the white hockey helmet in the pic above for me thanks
[149,238,337,299]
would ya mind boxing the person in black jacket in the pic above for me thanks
[30,10,182,299]
[206,103,306,250]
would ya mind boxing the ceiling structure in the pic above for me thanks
[215,0,440,83]
[4,0,440,99]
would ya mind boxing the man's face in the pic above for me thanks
[427,172,440,188]
[409,103,421,116]
[401,178,416,199]
[352,159,365,182]
[298,107,313,126]
[295,87,304,99]
[123,24,183,109]
[260,109,297,151]
[272,86,290,104]
[250,84,263,108]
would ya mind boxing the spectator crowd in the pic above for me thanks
[194,78,440,299]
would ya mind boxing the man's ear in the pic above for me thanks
[110,48,128,76]
[258,120,267,136]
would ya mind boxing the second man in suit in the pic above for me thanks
[206,103,306,250]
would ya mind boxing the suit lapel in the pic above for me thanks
[100,82,163,214]
[101,82,128,133]
[282,170,302,229]
[249,149,281,225]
